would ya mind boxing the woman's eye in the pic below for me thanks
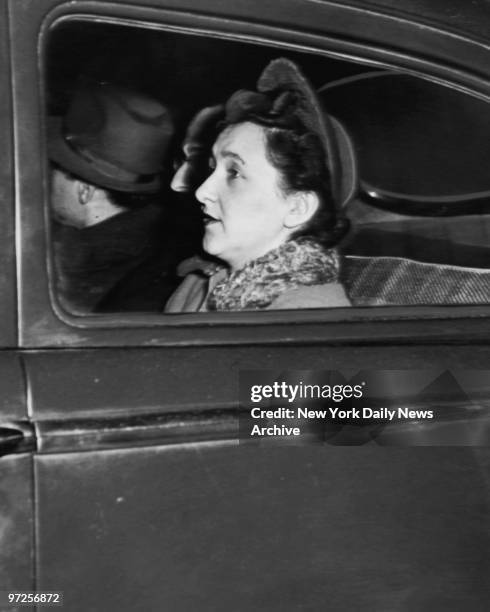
[208,156,216,171]
[226,165,241,180]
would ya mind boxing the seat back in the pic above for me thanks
[343,255,490,306]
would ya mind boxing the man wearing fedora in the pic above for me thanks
[48,80,190,313]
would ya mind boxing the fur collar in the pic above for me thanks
[207,238,340,311]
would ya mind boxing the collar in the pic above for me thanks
[207,238,340,311]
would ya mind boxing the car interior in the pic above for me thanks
[45,19,490,314]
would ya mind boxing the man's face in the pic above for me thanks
[171,142,212,193]
[50,167,85,228]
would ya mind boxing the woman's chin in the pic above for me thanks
[202,235,222,258]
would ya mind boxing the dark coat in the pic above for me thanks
[53,199,199,313]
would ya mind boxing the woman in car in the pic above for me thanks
[165,58,351,311]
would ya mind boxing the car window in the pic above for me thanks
[44,19,490,317]
[320,73,490,269]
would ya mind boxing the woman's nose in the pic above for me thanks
[195,172,216,205]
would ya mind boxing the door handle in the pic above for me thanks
[0,421,36,456]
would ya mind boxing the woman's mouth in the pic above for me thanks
[202,212,219,225]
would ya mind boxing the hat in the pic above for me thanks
[224,58,357,209]
[257,58,358,209]
[48,81,174,193]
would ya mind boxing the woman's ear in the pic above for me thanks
[284,191,319,229]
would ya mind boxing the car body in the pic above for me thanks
[1,1,489,610]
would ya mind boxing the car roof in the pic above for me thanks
[343,0,490,43]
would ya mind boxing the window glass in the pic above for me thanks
[45,20,490,316]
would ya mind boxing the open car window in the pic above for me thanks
[44,18,490,317]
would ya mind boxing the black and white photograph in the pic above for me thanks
[1,0,489,610]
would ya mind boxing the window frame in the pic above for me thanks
[14,1,490,347]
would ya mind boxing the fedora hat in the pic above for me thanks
[48,81,174,193]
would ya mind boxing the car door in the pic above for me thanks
[5,0,490,610]
[0,0,36,602]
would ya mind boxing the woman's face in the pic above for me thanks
[195,122,294,270]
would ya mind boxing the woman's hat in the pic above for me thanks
[226,58,358,209]
[48,81,175,193]
[257,58,358,209]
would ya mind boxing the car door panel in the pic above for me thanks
[0,354,33,597]
[34,444,489,611]
[23,346,490,419]
[0,456,35,599]
[0,353,27,420]
[0,0,16,347]
[0,2,32,593]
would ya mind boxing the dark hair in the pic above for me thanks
[220,106,349,247]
